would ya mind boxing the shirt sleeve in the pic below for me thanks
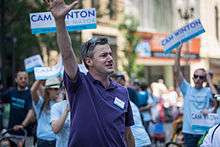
[179,79,190,97]
[125,99,134,127]
[147,95,154,105]
[200,126,215,147]
[50,103,61,123]
[63,69,85,106]
[63,68,83,93]
[33,96,44,117]
[26,90,33,110]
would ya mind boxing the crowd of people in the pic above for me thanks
[1,0,220,147]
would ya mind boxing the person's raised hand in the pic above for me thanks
[44,0,79,20]
[13,125,24,131]
[176,43,183,55]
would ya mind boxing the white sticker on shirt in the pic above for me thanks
[114,97,125,109]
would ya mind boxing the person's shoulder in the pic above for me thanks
[8,87,17,92]
[52,100,67,109]
[203,87,212,93]
[114,81,127,91]
[5,87,19,96]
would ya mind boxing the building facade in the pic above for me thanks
[125,0,220,87]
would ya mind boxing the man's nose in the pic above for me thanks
[107,54,113,61]
[21,78,26,82]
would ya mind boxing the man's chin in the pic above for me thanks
[18,85,27,89]
[195,85,203,89]
[107,69,114,75]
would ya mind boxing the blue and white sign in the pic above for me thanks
[135,40,151,57]
[30,8,97,34]
[34,56,63,80]
[24,55,44,72]
[34,55,88,80]
[191,112,219,132]
[161,19,205,53]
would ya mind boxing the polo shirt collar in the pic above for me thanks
[87,72,118,90]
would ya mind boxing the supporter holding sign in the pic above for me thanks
[174,44,217,147]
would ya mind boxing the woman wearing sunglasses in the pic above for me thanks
[31,78,61,147]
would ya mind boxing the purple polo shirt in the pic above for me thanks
[63,70,134,147]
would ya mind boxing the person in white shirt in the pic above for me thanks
[51,98,70,147]
[200,124,220,147]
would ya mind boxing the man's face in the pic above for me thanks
[193,69,206,88]
[89,44,114,75]
[16,72,28,89]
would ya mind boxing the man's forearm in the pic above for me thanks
[207,78,217,95]
[125,127,135,147]
[22,109,35,127]
[174,45,184,85]
[52,110,69,133]
[55,19,78,80]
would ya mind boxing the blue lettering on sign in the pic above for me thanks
[162,35,174,46]
[66,11,75,19]
[194,19,202,26]
[31,14,52,22]
[174,19,201,38]
[74,11,80,18]
[80,11,87,18]
[88,10,96,17]
[66,9,96,19]
[192,113,202,119]
[26,60,31,64]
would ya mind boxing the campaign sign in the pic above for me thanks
[24,55,44,72]
[161,19,205,53]
[30,8,97,34]
[191,112,219,132]
[34,57,63,80]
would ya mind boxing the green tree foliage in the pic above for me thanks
[1,0,81,87]
[118,15,144,79]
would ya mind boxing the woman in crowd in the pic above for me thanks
[31,78,61,147]
[51,85,70,147]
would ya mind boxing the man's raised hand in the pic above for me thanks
[44,0,79,20]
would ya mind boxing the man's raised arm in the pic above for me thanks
[44,0,79,80]
[174,44,184,86]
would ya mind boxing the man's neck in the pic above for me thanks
[194,86,203,89]
[17,86,27,91]
[89,71,110,88]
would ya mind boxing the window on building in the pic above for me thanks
[92,0,100,10]
[136,0,173,32]
[215,6,219,40]
[108,0,117,20]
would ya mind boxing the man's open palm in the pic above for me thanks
[44,0,79,19]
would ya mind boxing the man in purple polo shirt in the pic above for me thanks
[44,0,135,147]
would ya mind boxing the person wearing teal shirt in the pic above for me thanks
[174,44,216,147]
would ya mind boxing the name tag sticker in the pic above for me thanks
[114,97,125,109]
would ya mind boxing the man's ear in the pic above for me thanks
[85,57,93,67]
[15,78,18,83]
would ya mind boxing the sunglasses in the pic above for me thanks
[193,74,206,80]
[85,38,108,54]
[47,87,59,90]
